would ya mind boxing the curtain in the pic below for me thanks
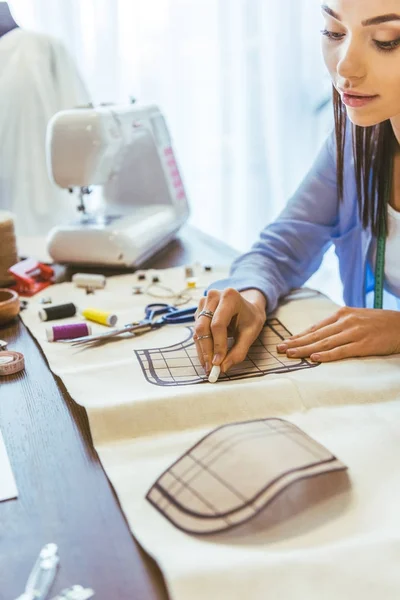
[10,0,332,251]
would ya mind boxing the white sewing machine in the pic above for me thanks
[46,103,190,267]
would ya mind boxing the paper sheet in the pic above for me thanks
[20,266,400,599]
[0,429,18,502]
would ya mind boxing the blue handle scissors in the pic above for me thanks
[139,303,197,327]
[69,303,197,347]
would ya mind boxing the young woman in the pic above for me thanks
[194,0,400,375]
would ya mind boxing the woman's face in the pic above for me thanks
[321,0,400,127]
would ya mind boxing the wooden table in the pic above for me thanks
[0,226,238,600]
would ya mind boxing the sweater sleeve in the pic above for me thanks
[208,130,339,313]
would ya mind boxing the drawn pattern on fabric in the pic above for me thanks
[146,418,346,535]
[134,318,319,387]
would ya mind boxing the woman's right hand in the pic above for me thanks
[193,288,267,375]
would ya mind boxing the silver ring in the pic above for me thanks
[197,334,212,340]
[198,310,214,319]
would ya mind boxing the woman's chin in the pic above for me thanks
[345,107,386,128]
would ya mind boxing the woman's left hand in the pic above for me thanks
[276,307,400,363]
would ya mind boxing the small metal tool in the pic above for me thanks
[15,543,59,600]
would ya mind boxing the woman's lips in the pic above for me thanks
[342,93,379,108]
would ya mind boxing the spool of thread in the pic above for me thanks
[39,303,77,322]
[186,278,197,289]
[0,351,25,376]
[81,307,117,327]
[0,211,19,287]
[72,273,106,290]
[185,266,194,279]
[46,322,92,342]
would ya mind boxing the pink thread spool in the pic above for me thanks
[46,322,92,342]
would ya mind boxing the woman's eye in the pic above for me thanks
[375,38,400,51]
[320,29,345,41]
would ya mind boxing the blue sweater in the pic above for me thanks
[210,128,395,312]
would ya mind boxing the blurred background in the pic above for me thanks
[2,0,342,301]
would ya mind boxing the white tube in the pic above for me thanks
[72,273,106,289]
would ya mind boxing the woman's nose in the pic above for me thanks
[337,41,366,81]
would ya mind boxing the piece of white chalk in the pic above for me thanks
[208,365,221,384]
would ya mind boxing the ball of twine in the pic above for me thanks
[0,211,18,287]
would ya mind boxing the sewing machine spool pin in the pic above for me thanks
[77,187,92,214]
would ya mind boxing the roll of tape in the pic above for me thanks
[0,351,25,376]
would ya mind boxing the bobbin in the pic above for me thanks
[185,266,194,279]
[186,278,197,289]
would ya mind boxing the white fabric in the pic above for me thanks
[0,28,90,236]
[19,266,400,599]
[99,402,400,600]
[0,429,18,502]
[385,204,400,298]
[9,0,332,250]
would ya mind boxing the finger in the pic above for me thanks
[196,289,220,324]
[221,328,258,373]
[277,322,342,353]
[310,342,361,363]
[193,335,206,371]
[283,331,352,359]
[194,296,206,321]
[193,334,205,368]
[210,289,243,366]
[194,290,221,373]
[194,298,207,370]
[285,312,340,341]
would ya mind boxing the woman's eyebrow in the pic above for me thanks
[321,5,400,27]
[321,5,341,21]
[362,13,400,27]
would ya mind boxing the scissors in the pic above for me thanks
[69,303,197,347]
